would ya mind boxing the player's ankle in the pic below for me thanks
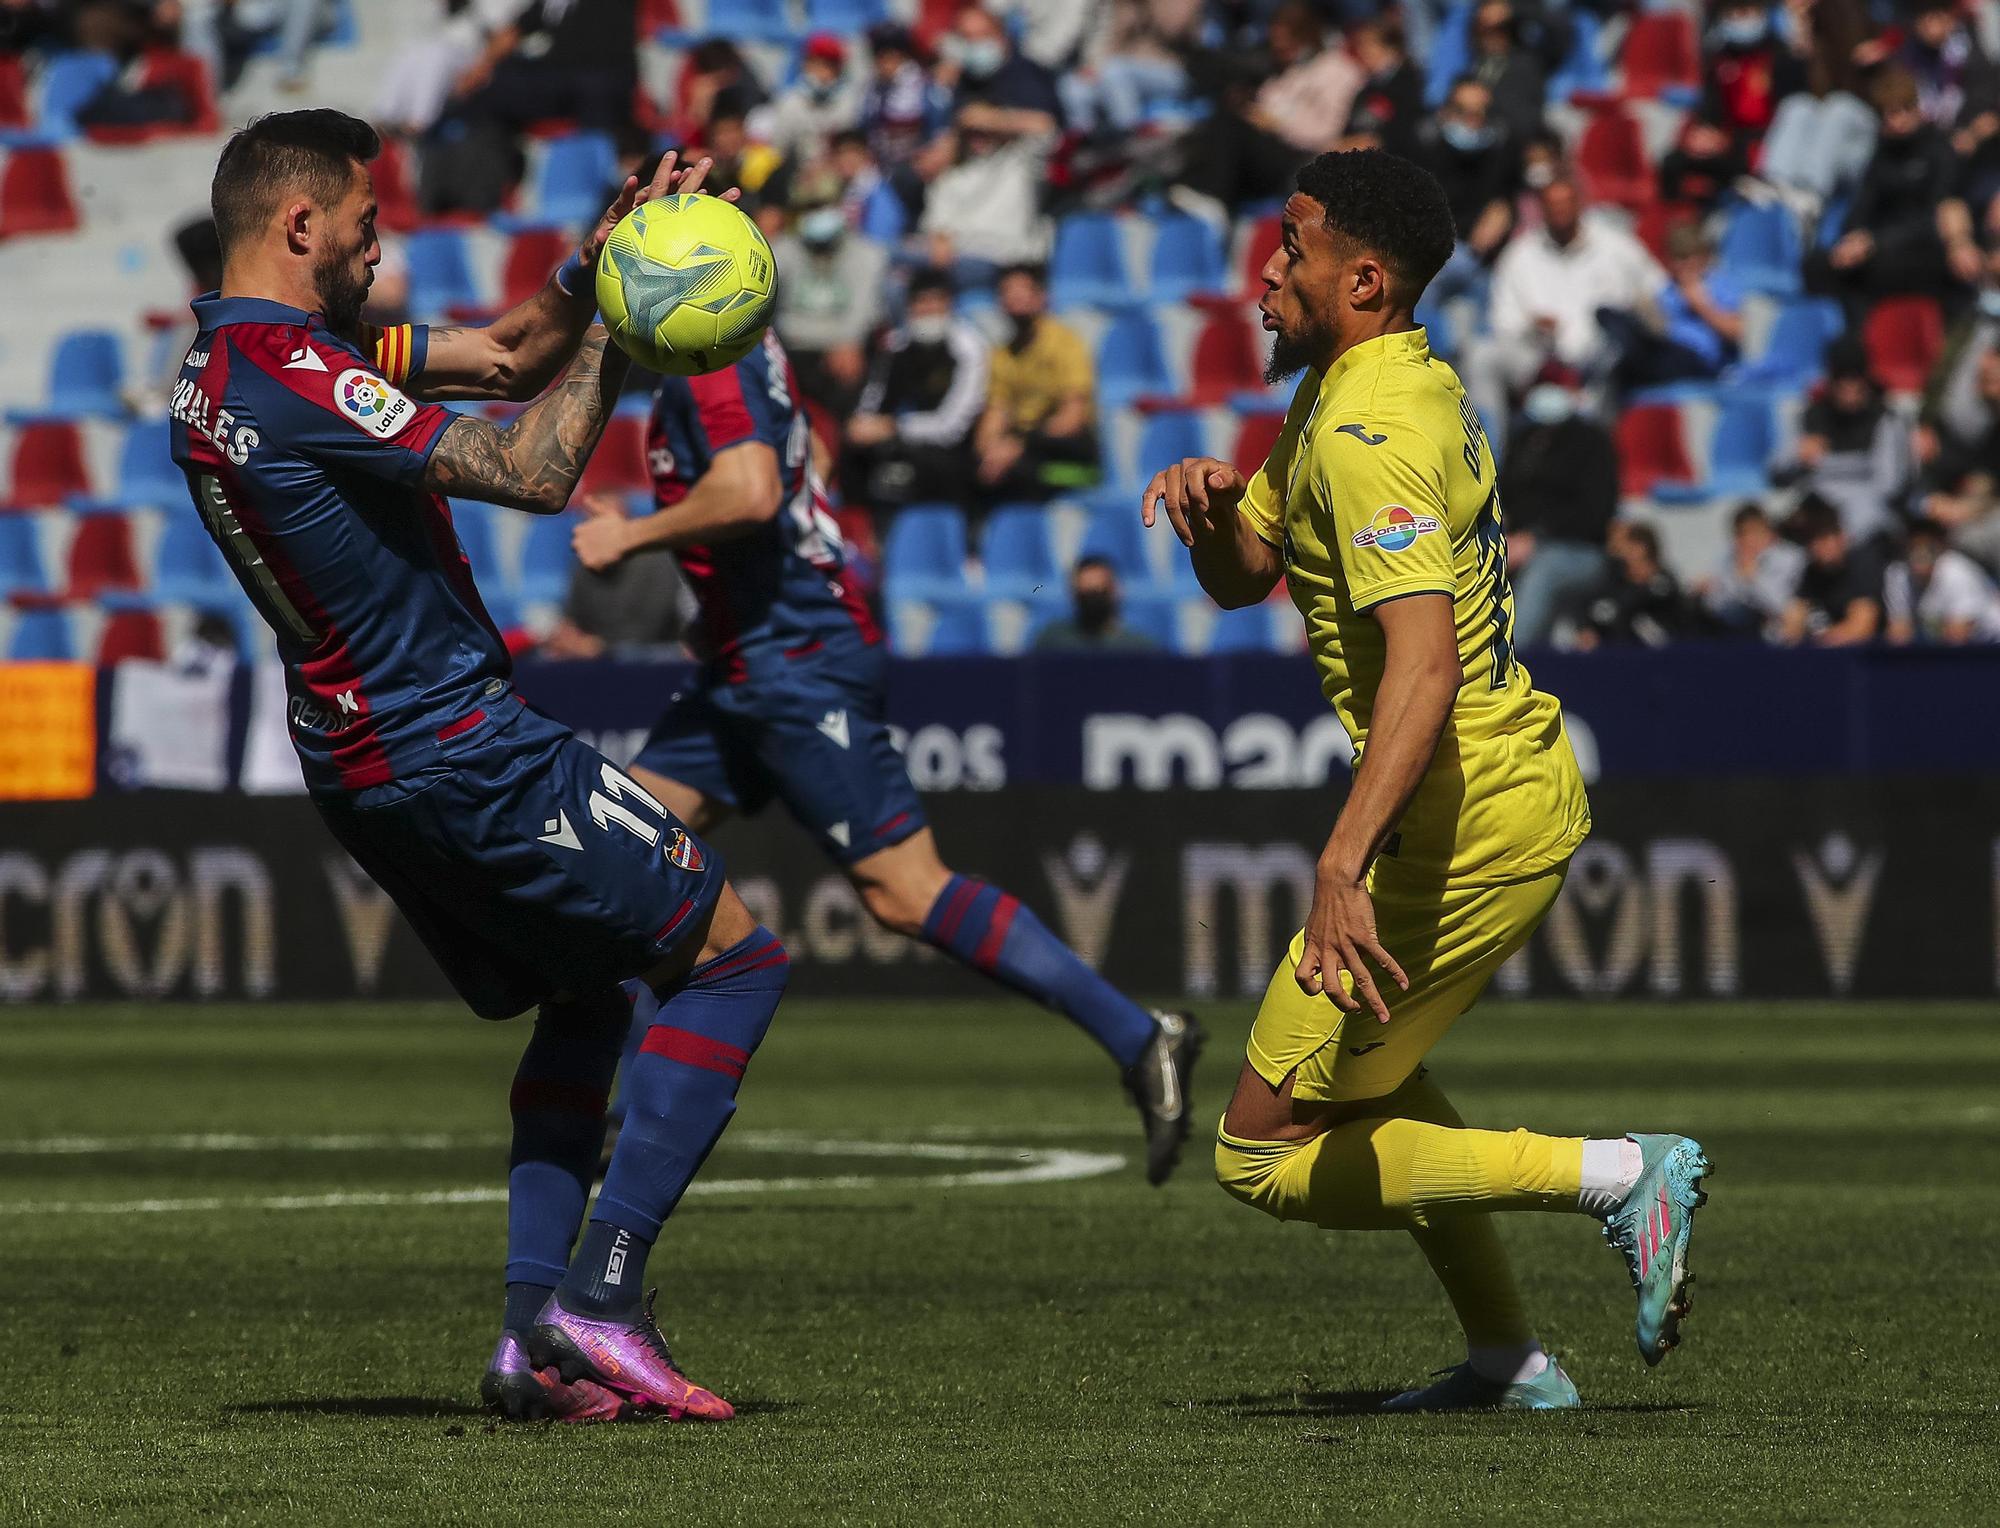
[1576,1136,1644,1217]
[1467,1343,1548,1385]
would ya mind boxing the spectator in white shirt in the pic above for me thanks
[1462,177,1668,442]
[842,269,991,511]
[1697,502,1810,638]
[1885,517,2000,642]
[748,32,861,165]
[919,119,1053,281]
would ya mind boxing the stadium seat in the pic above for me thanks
[114,418,184,507]
[33,51,119,140]
[1050,213,1133,309]
[1119,593,1182,650]
[1575,108,1654,209]
[1231,412,1285,475]
[1547,10,1608,101]
[1147,210,1227,302]
[402,227,482,318]
[807,0,888,30]
[1077,499,1158,586]
[925,599,989,656]
[6,605,74,660]
[639,0,684,38]
[1620,12,1700,102]
[1718,201,1804,295]
[882,504,968,597]
[1208,602,1281,654]
[577,413,650,496]
[516,513,575,605]
[97,607,165,664]
[152,513,235,603]
[705,0,797,44]
[531,133,617,228]
[0,54,28,131]
[980,505,1062,596]
[1615,403,1696,498]
[1184,310,1264,407]
[1135,411,1209,490]
[1862,295,1945,394]
[1238,211,1280,296]
[0,147,82,239]
[1655,389,1776,504]
[6,422,91,506]
[1739,298,1843,385]
[1421,4,1473,106]
[501,227,575,308]
[0,514,48,595]
[65,512,143,598]
[858,179,908,243]
[39,329,125,419]
[1095,309,1173,407]
[373,135,420,232]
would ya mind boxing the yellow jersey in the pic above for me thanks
[1238,327,1590,885]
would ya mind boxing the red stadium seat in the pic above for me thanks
[0,148,82,240]
[578,413,650,497]
[1238,212,1280,296]
[1621,12,1700,100]
[6,422,92,507]
[97,607,165,664]
[1862,295,1945,394]
[1232,413,1285,476]
[502,227,576,309]
[1576,108,1655,210]
[1634,200,1698,263]
[638,0,683,33]
[1185,310,1264,407]
[66,513,144,598]
[82,50,219,143]
[373,135,420,233]
[0,54,27,130]
[1615,403,1696,499]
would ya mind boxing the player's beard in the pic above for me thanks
[1264,317,1334,385]
[315,246,370,339]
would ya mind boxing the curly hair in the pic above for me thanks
[1293,149,1457,302]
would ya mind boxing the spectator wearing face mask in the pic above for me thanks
[1885,515,2000,641]
[1772,337,1914,549]
[1600,223,1746,388]
[1697,502,1809,639]
[1658,113,1753,214]
[1468,0,1550,145]
[1033,556,1159,652]
[843,268,990,512]
[939,5,1064,142]
[1572,521,1694,650]
[772,200,889,415]
[1498,378,1619,647]
[975,264,1099,503]
[1781,494,1886,645]
[749,33,860,165]
[1413,76,1518,308]
[1699,0,1803,155]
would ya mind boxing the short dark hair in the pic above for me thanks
[1731,501,1769,532]
[1906,515,1948,544]
[907,266,955,302]
[1621,522,1662,562]
[1294,149,1457,299]
[997,262,1047,289]
[1074,554,1116,578]
[212,110,379,258]
[1790,493,1843,542]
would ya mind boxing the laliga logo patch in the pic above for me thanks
[666,828,706,873]
[1351,504,1441,553]
[334,368,415,438]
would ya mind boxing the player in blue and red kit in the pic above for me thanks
[171,109,782,1423]
[570,331,1205,1181]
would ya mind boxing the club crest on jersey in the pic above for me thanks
[334,368,416,438]
[1351,504,1441,553]
[666,828,706,873]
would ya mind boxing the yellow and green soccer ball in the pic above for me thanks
[596,194,776,375]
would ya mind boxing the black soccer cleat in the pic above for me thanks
[1122,1010,1204,1185]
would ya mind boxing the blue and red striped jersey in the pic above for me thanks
[648,331,879,676]
[167,294,507,794]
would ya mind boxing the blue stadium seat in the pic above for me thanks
[1655,390,1777,503]
[806,0,887,29]
[1049,213,1132,310]
[403,228,482,317]
[1077,498,1158,586]
[531,133,617,229]
[858,181,908,243]
[1547,10,1608,100]
[449,499,510,593]
[1414,292,1459,360]
[883,503,968,596]
[1208,602,1282,654]
[980,504,1061,596]
[43,329,125,419]
[7,605,73,659]
[0,515,49,596]
[925,599,989,656]
[706,0,798,44]
[1147,210,1227,303]
[516,513,574,604]
[1135,411,1208,491]
[1120,593,1183,650]
[1718,201,1803,295]
[35,51,119,140]
[1423,5,1475,106]
[115,418,183,508]
[1738,298,1842,385]
[152,513,235,603]
[1095,310,1173,408]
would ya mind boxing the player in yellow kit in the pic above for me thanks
[1141,150,1712,1410]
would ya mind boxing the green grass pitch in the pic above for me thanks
[3,999,1997,1525]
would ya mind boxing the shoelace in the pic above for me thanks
[635,1290,681,1372]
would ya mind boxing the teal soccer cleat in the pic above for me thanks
[1601,1132,1711,1366]
[1382,1357,1582,1412]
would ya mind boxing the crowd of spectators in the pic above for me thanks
[16,0,2000,652]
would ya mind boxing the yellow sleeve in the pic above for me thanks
[1237,378,1317,548]
[1312,421,1455,611]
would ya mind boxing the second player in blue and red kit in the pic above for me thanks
[569,330,1205,1182]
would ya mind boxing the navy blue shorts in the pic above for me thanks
[316,702,723,1020]
[633,639,926,867]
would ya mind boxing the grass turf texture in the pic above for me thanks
[3,1000,1996,1526]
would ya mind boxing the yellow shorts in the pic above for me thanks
[1245,858,1569,1105]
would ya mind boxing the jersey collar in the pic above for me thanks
[191,292,321,331]
[1317,326,1431,395]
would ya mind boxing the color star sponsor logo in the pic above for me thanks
[1351,504,1441,552]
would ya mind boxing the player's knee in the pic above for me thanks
[1214,1127,1302,1221]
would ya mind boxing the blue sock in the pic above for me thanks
[921,875,1156,1068]
[560,928,788,1318]
[604,979,658,1129]
[504,989,628,1309]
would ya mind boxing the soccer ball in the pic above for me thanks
[596,194,777,376]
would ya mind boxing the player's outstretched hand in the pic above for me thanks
[571,492,635,572]
[1295,875,1408,1024]
[581,151,745,275]
[1141,457,1247,548]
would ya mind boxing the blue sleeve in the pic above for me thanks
[233,332,454,487]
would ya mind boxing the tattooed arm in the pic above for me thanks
[422,327,629,514]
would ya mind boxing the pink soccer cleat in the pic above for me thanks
[479,1332,628,1423]
[525,1291,736,1421]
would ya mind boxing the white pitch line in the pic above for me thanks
[0,1126,1133,1158]
[0,1143,1125,1217]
